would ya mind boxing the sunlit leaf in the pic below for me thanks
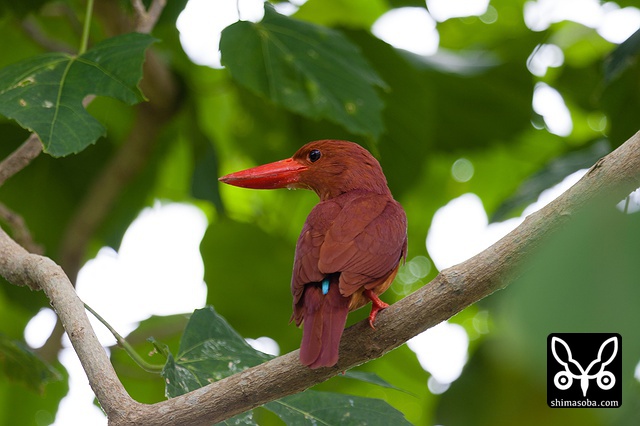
[220,3,386,139]
[0,32,155,156]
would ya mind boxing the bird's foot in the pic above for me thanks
[364,289,389,329]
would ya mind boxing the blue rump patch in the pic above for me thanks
[321,278,330,295]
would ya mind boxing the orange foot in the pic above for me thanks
[363,289,389,329]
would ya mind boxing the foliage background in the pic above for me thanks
[0,0,639,425]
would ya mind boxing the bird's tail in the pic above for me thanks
[298,279,349,368]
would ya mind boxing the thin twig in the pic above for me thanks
[79,0,94,54]
[0,134,43,189]
[84,302,164,373]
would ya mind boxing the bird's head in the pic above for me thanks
[219,140,391,200]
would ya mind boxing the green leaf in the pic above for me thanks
[220,4,386,139]
[162,306,273,398]
[490,139,610,221]
[217,411,257,426]
[0,32,155,157]
[604,27,640,82]
[163,306,411,425]
[0,333,62,393]
[265,391,411,425]
[200,219,301,344]
[342,370,406,392]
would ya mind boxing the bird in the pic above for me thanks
[219,140,407,368]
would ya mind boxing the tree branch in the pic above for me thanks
[0,227,143,420]
[0,131,638,425]
[131,0,167,34]
[0,134,42,188]
[115,131,640,425]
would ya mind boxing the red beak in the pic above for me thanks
[218,158,308,189]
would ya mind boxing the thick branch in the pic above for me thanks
[0,228,143,420]
[113,131,640,425]
[1,132,638,425]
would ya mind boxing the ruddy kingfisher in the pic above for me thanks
[219,140,407,368]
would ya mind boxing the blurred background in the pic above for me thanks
[0,0,639,425]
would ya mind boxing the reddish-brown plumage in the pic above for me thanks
[219,140,408,368]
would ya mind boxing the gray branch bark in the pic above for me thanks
[0,131,639,425]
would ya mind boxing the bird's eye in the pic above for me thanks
[308,149,322,162]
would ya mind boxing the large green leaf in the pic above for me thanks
[163,307,410,425]
[162,307,272,398]
[0,32,155,157]
[220,4,386,139]
[265,391,411,425]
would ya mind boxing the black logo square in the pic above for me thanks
[547,333,621,408]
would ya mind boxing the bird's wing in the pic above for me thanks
[318,192,407,296]
[291,199,342,306]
